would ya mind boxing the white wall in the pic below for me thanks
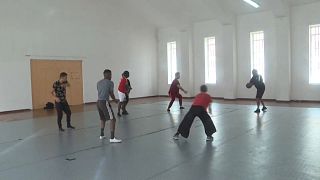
[0,0,158,112]
[291,2,320,101]
[157,20,237,98]
[157,6,320,101]
[157,13,278,100]
[193,20,224,98]
[157,27,194,97]
[236,11,277,99]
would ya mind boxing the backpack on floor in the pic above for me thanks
[44,102,54,110]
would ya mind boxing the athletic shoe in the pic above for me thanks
[254,109,261,113]
[173,134,179,140]
[67,125,75,129]
[206,136,214,141]
[110,138,122,143]
[122,111,129,115]
[59,128,65,132]
[99,136,106,140]
[180,107,185,109]
[262,106,267,111]
[117,113,122,117]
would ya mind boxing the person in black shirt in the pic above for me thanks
[123,76,132,115]
[249,69,267,113]
[52,72,75,131]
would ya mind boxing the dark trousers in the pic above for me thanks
[177,106,216,138]
[125,93,129,103]
[55,101,72,128]
[168,93,182,109]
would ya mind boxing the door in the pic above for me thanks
[30,60,84,109]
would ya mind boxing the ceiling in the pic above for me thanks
[115,0,320,28]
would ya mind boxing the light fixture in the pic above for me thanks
[243,0,260,8]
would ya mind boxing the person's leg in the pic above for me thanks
[198,109,216,140]
[110,119,115,139]
[254,98,261,113]
[260,87,267,111]
[177,93,184,109]
[55,102,64,131]
[117,102,123,116]
[97,101,107,139]
[100,120,106,137]
[109,119,121,143]
[167,94,176,111]
[117,91,126,116]
[254,89,262,113]
[176,107,197,138]
[62,101,74,129]
[261,100,267,111]
[106,102,121,143]
[122,102,127,114]
[122,93,129,114]
[257,98,261,109]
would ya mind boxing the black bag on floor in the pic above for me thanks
[44,102,54,110]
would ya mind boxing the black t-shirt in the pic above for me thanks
[126,79,132,93]
[53,80,67,101]
[250,75,265,89]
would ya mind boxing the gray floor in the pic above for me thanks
[0,101,319,180]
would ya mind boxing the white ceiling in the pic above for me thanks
[116,0,320,28]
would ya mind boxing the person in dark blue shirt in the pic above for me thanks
[249,69,267,113]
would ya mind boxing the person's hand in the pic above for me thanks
[55,98,61,103]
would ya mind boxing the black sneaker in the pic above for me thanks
[262,107,267,111]
[117,113,122,117]
[180,107,185,109]
[67,125,75,129]
[254,109,260,113]
[59,128,65,132]
[122,111,129,115]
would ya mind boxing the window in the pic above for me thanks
[250,31,265,79]
[309,24,320,84]
[204,37,216,84]
[167,41,177,84]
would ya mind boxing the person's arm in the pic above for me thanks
[110,83,119,103]
[110,91,118,103]
[208,103,212,114]
[51,87,60,103]
[125,80,132,94]
[64,81,70,87]
[208,96,213,113]
[250,76,256,83]
[177,84,188,94]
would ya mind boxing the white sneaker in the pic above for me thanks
[99,136,106,140]
[173,134,179,140]
[110,138,122,143]
[206,136,214,141]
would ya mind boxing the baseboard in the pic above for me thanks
[236,98,276,101]
[84,95,160,105]
[0,109,31,114]
[2,96,319,114]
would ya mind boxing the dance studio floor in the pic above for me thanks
[0,100,319,180]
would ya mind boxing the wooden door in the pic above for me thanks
[30,60,83,109]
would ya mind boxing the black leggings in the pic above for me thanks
[55,101,72,128]
[177,106,216,138]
